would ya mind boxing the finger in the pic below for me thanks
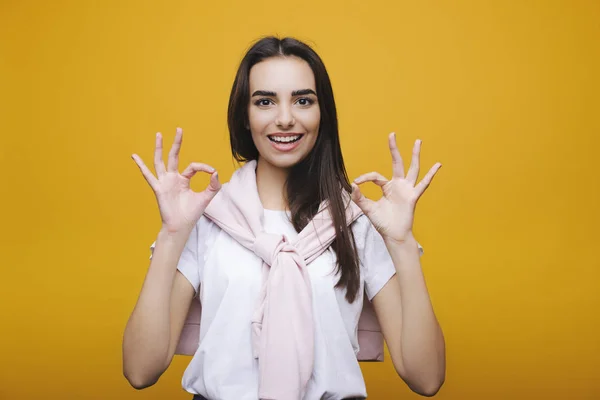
[351,183,376,215]
[354,171,389,188]
[154,132,167,177]
[132,153,159,192]
[405,139,421,184]
[181,162,216,180]
[389,132,405,178]
[415,163,442,198]
[167,127,183,172]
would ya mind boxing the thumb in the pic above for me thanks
[351,183,374,215]
[206,171,222,196]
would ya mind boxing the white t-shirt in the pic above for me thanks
[150,210,422,400]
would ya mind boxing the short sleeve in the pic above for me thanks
[149,216,212,297]
[355,216,424,301]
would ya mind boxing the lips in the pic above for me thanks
[267,133,305,143]
[267,133,305,152]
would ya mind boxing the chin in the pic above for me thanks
[262,153,306,170]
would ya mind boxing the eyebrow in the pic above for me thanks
[251,89,317,97]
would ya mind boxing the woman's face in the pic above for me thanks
[247,56,320,169]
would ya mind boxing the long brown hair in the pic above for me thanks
[227,36,360,303]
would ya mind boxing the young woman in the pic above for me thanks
[123,36,445,400]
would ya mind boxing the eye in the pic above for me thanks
[296,97,315,106]
[254,98,274,107]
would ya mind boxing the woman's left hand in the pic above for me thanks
[351,133,442,244]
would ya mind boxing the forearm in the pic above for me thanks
[122,228,190,387]
[385,236,446,394]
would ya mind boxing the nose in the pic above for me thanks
[275,105,296,128]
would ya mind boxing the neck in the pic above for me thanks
[255,157,290,211]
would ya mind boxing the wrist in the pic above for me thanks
[384,234,423,272]
[149,227,193,271]
[383,231,416,247]
[158,225,193,243]
[384,233,421,255]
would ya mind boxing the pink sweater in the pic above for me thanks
[175,160,385,400]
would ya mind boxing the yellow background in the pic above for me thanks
[1,0,599,399]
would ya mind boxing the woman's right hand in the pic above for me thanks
[131,127,221,234]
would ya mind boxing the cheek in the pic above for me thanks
[248,109,270,130]
[298,109,321,132]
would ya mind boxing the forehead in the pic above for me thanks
[249,56,316,93]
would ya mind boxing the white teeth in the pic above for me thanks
[270,135,301,143]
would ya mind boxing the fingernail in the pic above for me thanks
[176,127,182,134]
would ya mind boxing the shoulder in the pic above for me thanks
[350,214,376,251]
[190,214,221,253]
[197,213,219,236]
[351,214,371,233]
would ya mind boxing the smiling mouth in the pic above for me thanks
[267,134,304,143]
